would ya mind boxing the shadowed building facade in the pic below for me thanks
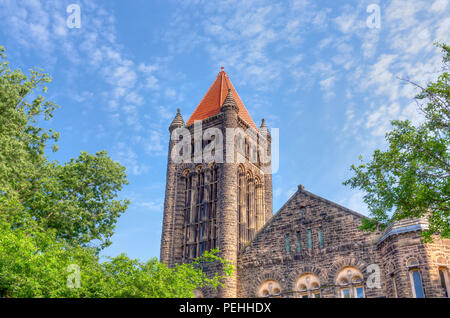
[160,69,450,298]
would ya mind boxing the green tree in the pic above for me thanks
[0,46,129,249]
[0,217,233,298]
[344,43,450,242]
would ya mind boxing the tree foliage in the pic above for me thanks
[344,43,450,242]
[0,46,129,249]
[0,217,233,298]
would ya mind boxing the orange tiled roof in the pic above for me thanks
[186,68,258,130]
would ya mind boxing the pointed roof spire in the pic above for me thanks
[169,108,184,131]
[186,68,257,130]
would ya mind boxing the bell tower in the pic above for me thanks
[160,68,272,297]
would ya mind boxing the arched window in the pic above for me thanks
[182,165,218,261]
[336,267,365,298]
[410,269,425,298]
[237,169,264,250]
[257,280,281,298]
[407,258,424,298]
[436,256,449,297]
[296,273,321,298]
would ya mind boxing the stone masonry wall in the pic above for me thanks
[237,187,385,298]
[378,231,450,298]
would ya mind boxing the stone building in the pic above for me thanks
[160,69,450,298]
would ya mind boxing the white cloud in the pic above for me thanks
[113,142,149,176]
[334,12,358,34]
[430,0,448,12]
[319,76,336,90]
[144,130,165,155]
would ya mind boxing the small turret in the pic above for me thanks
[169,108,184,131]
[161,107,184,266]
[259,118,270,137]
[221,89,239,113]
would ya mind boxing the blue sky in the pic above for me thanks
[0,0,449,261]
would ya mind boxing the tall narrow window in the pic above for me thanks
[209,165,218,250]
[285,234,291,253]
[410,269,425,298]
[296,231,301,253]
[391,273,398,298]
[307,228,312,250]
[193,170,205,258]
[182,171,192,261]
[247,172,255,240]
[237,166,246,250]
[238,169,263,250]
[255,177,263,230]
[318,227,324,249]
[439,268,449,297]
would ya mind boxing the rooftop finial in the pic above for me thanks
[221,66,225,71]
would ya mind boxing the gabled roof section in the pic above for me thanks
[238,185,368,255]
[186,68,258,130]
